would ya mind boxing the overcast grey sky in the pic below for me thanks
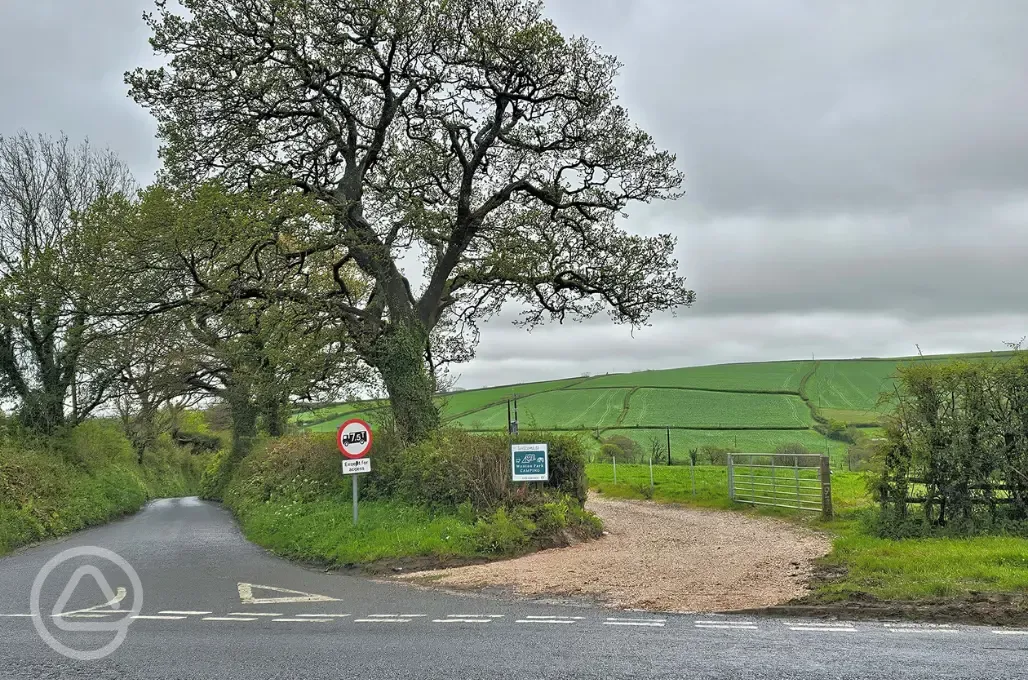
[2,1,1025,389]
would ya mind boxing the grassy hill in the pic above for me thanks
[297,350,1015,468]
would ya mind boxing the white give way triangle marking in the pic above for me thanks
[237,583,340,605]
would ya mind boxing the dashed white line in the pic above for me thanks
[159,610,212,616]
[523,615,585,620]
[993,630,1028,635]
[516,619,576,624]
[273,618,333,623]
[295,614,350,618]
[364,614,425,618]
[0,614,37,618]
[132,615,187,620]
[789,626,858,633]
[448,614,504,618]
[354,618,412,623]
[694,623,758,630]
[433,618,492,623]
[228,612,282,617]
[61,613,114,619]
[203,617,258,622]
[604,621,666,627]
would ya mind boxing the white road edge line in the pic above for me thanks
[132,615,187,620]
[993,631,1028,635]
[0,614,38,618]
[203,617,258,622]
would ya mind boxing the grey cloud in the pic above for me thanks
[547,0,1028,217]
[1,0,1025,391]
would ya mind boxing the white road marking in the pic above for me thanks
[993,630,1028,635]
[789,626,858,633]
[695,620,753,625]
[0,614,38,618]
[354,618,412,623]
[523,615,584,620]
[54,587,127,617]
[61,613,114,619]
[604,621,665,627]
[516,619,576,624]
[228,612,282,617]
[237,582,340,605]
[364,614,426,618]
[132,615,187,620]
[694,624,759,630]
[887,628,961,634]
[433,619,492,623]
[159,610,212,616]
[295,614,350,618]
[448,614,504,618]
[273,618,334,623]
[203,617,258,622]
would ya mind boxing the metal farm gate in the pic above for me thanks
[727,453,833,518]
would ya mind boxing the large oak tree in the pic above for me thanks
[128,0,695,441]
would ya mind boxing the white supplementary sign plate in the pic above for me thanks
[342,458,371,475]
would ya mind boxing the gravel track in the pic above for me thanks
[404,495,832,612]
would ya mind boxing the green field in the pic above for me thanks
[619,389,812,428]
[457,388,630,430]
[582,360,812,392]
[300,350,1013,467]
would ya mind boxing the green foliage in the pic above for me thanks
[872,355,1028,535]
[219,430,598,564]
[600,435,643,463]
[0,423,205,555]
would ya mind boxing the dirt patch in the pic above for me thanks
[398,495,832,612]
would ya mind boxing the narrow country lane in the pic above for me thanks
[0,498,1023,679]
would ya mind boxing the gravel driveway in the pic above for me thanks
[403,495,832,612]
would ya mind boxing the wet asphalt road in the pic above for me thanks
[0,497,1025,679]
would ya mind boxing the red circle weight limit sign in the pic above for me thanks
[337,419,372,459]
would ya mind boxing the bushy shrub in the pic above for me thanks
[873,354,1028,535]
[226,433,345,505]
[600,435,642,463]
[699,445,737,466]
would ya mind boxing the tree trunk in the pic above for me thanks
[368,322,440,443]
[261,397,288,437]
[227,385,258,459]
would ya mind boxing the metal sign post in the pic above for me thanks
[337,418,373,525]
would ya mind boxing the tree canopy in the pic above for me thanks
[129,0,695,441]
